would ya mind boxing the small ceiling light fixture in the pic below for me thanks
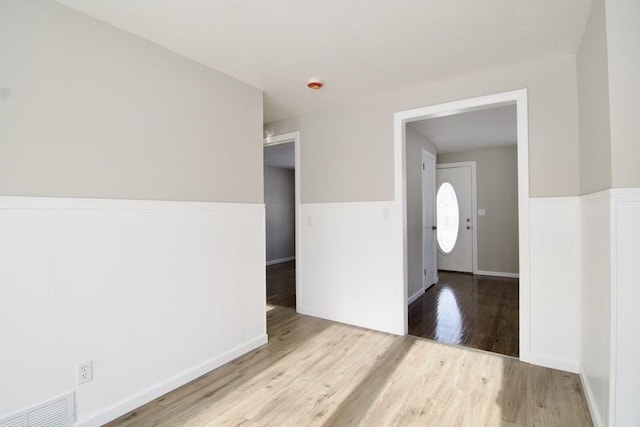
[307,78,324,90]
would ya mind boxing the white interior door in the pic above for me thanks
[422,150,437,288]
[436,164,473,273]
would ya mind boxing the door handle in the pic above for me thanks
[432,226,437,230]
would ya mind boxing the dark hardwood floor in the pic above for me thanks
[266,260,296,309]
[408,271,519,357]
[268,263,518,357]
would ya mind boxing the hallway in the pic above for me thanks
[409,271,519,357]
[266,260,296,309]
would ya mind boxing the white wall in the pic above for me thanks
[405,128,437,300]
[0,1,265,425]
[264,166,295,263]
[0,197,267,426]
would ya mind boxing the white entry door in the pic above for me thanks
[436,164,474,273]
[422,150,437,288]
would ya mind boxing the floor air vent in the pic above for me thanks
[0,393,74,427]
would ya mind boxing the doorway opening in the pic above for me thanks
[263,132,301,313]
[395,89,530,361]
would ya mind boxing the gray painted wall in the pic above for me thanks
[606,0,640,189]
[264,166,295,262]
[265,55,580,202]
[577,0,640,194]
[406,128,437,298]
[438,147,519,274]
[577,0,612,195]
[0,0,263,202]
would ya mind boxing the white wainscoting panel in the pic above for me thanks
[0,197,267,426]
[610,189,640,427]
[298,202,404,335]
[579,191,611,427]
[0,208,75,421]
[529,197,581,373]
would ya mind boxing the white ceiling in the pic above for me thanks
[264,143,295,170]
[408,105,517,154]
[58,0,592,123]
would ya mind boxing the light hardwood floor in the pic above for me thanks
[107,304,592,426]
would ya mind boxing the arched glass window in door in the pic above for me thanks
[436,182,459,254]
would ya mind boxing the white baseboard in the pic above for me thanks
[298,306,402,336]
[475,270,519,279]
[407,287,425,305]
[266,256,295,266]
[579,366,603,427]
[529,353,579,374]
[76,334,268,427]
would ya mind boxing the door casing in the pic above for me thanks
[394,89,530,363]
[422,149,437,289]
[264,131,301,310]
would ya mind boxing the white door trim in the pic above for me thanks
[422,149,437,289]
[393,89,530,363]
[264,131,301,310]
[436,161,478,274]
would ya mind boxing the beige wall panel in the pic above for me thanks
[0,1,263,203]
[266,56,579,202]
[577,0,612,195]
[606,0,640,189]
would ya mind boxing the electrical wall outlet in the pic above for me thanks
[77,360,93,384]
